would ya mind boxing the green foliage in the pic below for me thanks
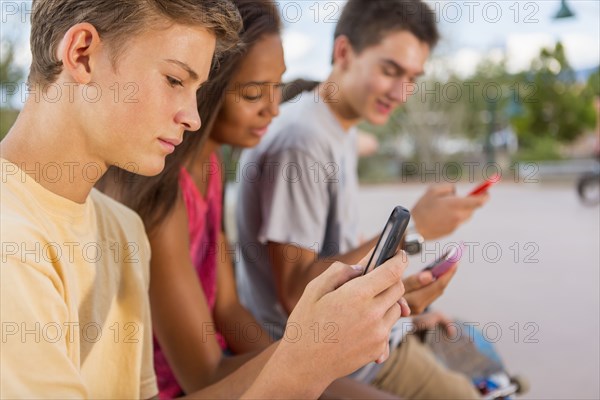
[513,135,563,162]
[0,109,19,140]
[511,43,596,146]
[585,68,600,98]
[359,42,596,169]
[1,40,24,139]
[1,41,23,93]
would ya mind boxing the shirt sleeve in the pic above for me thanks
[0,254,88,398]
[257,148,330,251]
[137,231,159,399]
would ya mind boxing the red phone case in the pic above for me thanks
[469,174,501,196]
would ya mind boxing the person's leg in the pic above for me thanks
[371,334,480,399]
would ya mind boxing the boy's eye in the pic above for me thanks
[166,76,183,87]
[381,66,396,77]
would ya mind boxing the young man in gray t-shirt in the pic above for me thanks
[237,0,488,397]
[237,87,361,336]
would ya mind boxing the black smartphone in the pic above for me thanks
[363,206,411,275]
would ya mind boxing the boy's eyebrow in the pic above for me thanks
[164,59,199,81]
[381,58,424,77]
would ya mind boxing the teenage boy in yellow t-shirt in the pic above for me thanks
[0,1,411,398]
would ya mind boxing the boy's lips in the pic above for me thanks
[158,137,183,153]
[375,99,393,115]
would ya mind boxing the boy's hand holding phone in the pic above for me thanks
[284,251,411,385]
[411,184,489,241]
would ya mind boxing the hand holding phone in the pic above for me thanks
[469,174,500,196]
[423,242,464,279]
[363,206,411,275]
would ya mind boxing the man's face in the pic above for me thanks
[341,30,430,126]
[83,23,215,176]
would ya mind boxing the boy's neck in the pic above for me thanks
[319,72,361,132]
[0,100,103,204]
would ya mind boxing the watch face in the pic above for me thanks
[404,241,420,255]
[403,233,424,255]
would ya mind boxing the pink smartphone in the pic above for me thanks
[469,174,501,196]
[423,242,464,278]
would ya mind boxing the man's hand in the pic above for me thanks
[411,184,489,240]
[281,252,411,387]
[412,310,457,337]
[402,263,458,314]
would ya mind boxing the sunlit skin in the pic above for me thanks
[0,15,415,400]
[146,33,287,394]
[85,24,214,176]
[324,30,430,130]
[209,34,286,150]
[193,33,286,194]
[0,23,215,203]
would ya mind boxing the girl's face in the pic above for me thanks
[210,33,286,148]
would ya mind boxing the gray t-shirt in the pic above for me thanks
[236,90,360,338]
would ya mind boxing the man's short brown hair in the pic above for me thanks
[334,0,439,55]
[28,0,242,85]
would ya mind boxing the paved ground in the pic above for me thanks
[357,181,600,399]
[226,179,599,398]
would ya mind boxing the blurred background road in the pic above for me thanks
[358,181,600,399]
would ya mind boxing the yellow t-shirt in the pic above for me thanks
[0,159,158,399]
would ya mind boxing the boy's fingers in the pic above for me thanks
[399,297,411,317]
[357,248,375,269]
[356,252,408,296]
[431,183,455,195]
[376,280,406,312]
[308,262,362,300]
[452,194,489,209]
[375,341,391,364]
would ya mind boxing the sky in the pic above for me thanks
[1,1,599,85]
[276,0,600,80]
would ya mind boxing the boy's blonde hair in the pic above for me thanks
[29,0,242,85]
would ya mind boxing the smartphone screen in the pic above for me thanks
[363,206,411,275]
[423,242,464,278]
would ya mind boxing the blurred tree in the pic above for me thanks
[585,67,600,98]
[1,41,22,84]
[1,40,23,139]
[511,42,596,147]
[356,43,597,180]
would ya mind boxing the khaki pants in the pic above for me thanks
[372,334,480,399]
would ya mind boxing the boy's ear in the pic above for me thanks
[332,35,354,70]
[57,23,102,84]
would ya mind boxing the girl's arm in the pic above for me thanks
[148,194,265,394]
[213,231,273,353]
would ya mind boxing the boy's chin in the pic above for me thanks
[366,112,392,127]
[133,159,167,177]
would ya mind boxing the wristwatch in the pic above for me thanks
[403,229,424,255]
